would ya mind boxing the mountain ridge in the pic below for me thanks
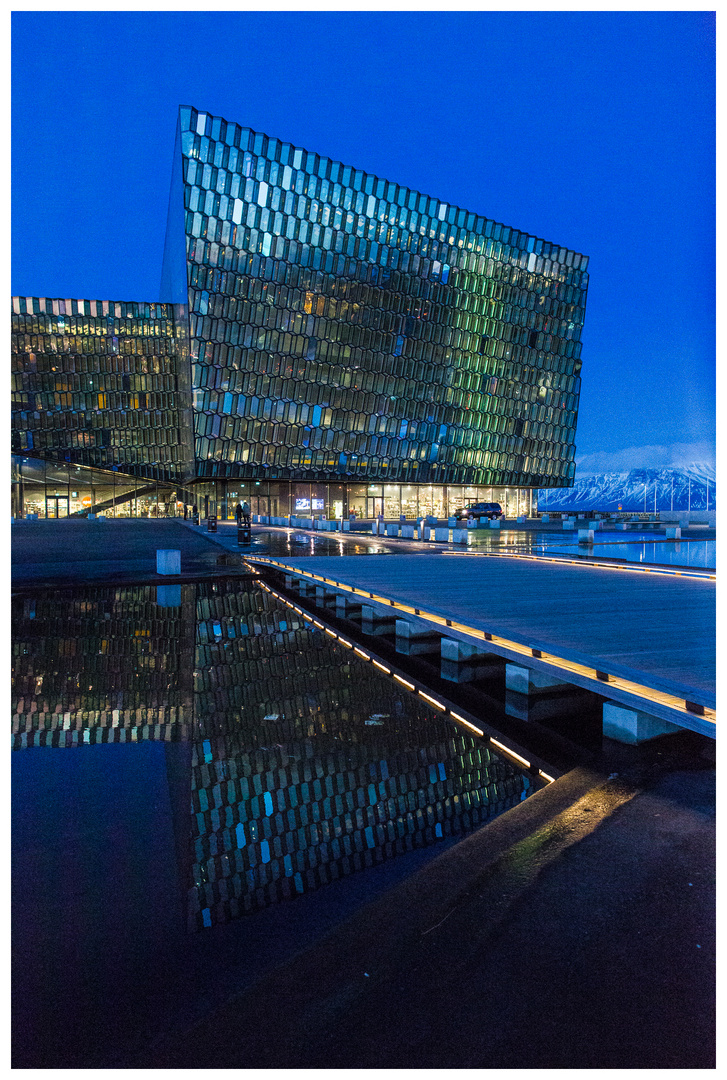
[538,464,716,511]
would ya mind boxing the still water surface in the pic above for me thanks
[12,577,536,1066]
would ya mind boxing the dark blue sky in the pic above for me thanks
[12,11,715,469]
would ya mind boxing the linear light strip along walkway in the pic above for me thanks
[245,556,716,733]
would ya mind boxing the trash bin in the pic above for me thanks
[207,515,217,532]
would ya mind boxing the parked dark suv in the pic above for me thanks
[454,502,503,522]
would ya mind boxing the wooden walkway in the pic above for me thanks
[251,552,715,731]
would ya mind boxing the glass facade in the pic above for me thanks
[11,105,589,511]
[176,106,587,489]
[10,297,194,483]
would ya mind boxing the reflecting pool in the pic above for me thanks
[13,578,539,1066]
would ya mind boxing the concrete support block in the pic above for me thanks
[156,549,181,576]
[614,522,628,530]
[156,584,181,607]
[342,520,350,531]
[401,524,416,538]
[587,520,602,530]
[562,520,575,529]
[505,663,569,694]
[578,529,594,544]
[467,518,478,529]
[489,519,501,529]
[441,638,482,662]
[452,528,469,544]
[386,522,399,537]
[335,594,349,615]
[602,703,679,745]
[447,517,457,527]
[360,605,395,635]
[665,526,681,539]
[433,527,450,542]
[541,514,550,522]
[395,619,439,655]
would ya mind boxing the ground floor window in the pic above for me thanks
[11,457,539,520]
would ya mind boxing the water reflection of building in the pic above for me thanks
[11,579,532,929]
[11,586,195,748]
[190,580,531,929]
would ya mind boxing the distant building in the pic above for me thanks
[12,106,589,520]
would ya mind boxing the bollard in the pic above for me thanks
[157,549,181,575]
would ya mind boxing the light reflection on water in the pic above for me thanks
[467,531,716,569]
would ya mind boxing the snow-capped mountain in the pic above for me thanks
[537,464,716,512]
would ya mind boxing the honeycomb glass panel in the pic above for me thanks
[170,106,587,489]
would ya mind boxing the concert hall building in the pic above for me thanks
[12,106,589,521]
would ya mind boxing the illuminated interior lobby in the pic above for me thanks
[11,106,588,520]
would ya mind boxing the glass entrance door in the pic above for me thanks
[367,497,383,518]
[45,496,69,519]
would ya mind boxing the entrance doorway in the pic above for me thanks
[367,497,383,518]
[45,496,69,519]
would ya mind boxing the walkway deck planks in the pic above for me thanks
[267,552,715,702]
